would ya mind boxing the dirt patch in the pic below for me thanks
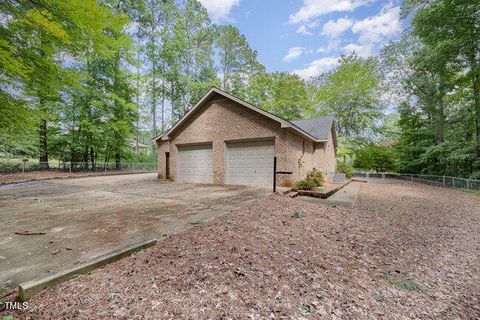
[3,179,480,319]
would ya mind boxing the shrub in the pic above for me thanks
[295,179,317,190]
[337,161,354,178]
[295,170,324,190]
[306,170,324,186]
[353,145,397,172]
[469,171,480,180]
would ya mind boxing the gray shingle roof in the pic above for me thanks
[290,116,335,141]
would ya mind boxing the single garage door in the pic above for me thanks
[226,140,275,186]
[177,144,213,183]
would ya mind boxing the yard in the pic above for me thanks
[2,178,479,319]
[0,173,270,294]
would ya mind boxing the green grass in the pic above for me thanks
[383,274,426,293]
[189,220,202,225]
[459,188,480,196]
[300,303,312,315]
[372,293,384,302]
[69,274,81,282]
[291,211,303,219]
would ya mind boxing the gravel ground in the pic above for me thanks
[3,179,480,319]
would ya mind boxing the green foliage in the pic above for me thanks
[390,0,480,178]
[311,55,383,139]
[295,179,317,191]
[291,211,303,219]
[336,161,354,178]
[215,25,263,92]
[354,145,397,172]
[383,274,426,293]
[372,294,384,302]
[469,171,480,180]
[295,170,324,190]
[239,72,314,120]
[306,170,324,186]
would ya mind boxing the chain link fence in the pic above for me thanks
[0,160,157,184]
[354,172,480,192]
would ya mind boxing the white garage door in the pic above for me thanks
[226,140,275,186]
[177,144,213,183]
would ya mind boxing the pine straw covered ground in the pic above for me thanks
[5,179,480,319]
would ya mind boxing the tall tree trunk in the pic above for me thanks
[161,79,165,132]
[115,151,121,170]
[135,45,141,155]
[474,73,480,159]
[439,94,445,144]
[39,119,49,169]
[90,146,95,171]
[151,63,157,157]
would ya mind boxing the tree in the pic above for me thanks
[238,72,314,120]
[215,25,263,92]
[391,0,480,177]
[353,145,397,172]
[311,55,384,140]
[171,0,216,114]
[0,0,130,167]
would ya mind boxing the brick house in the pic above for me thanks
[154,87,337,186]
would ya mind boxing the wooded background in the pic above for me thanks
[0,0,479,179]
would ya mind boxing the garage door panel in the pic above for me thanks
[226,140,274,186]
[177,144,213,183]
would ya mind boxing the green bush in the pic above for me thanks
[295,179,317,190]
[0,161,22,172]
[353,145,397,172]
[306,170,324,186]
[337,161,354,178]
[295,170,324,190]
[469,171,480,180]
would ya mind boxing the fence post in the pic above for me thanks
[382,173,385,181]
[273,156,277,193]
[442,175,445,187]
[452,177,455,188]
[411,174,413,182]
[69,162,72,174]
[22,162,25,174]
[467,179,470,190]
[104,162,107,176]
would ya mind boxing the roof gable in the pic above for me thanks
[153,87,335,144]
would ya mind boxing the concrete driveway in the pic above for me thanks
[0,173,270,292]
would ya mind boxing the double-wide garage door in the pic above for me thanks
[176,140,275,186]
[177,144,213,183]
[226,140,275,186]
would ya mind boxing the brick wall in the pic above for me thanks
[313,127,337,181]
[156,97,336,185]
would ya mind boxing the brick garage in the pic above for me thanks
[154,87,337,186]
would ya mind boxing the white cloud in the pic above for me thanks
[296,21,319,36]
[289,0,370,24]
[283,47,306,62]
[317,39,341,53]
[296,25,313,35]
[292,57,339,79]
[343,43,373,57]
[352,5,401,44]
[321,17,353,38]
[198,0,240,22]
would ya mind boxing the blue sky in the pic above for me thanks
[198,0,406,79]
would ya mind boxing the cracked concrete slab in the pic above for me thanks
[0,173,270,292]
